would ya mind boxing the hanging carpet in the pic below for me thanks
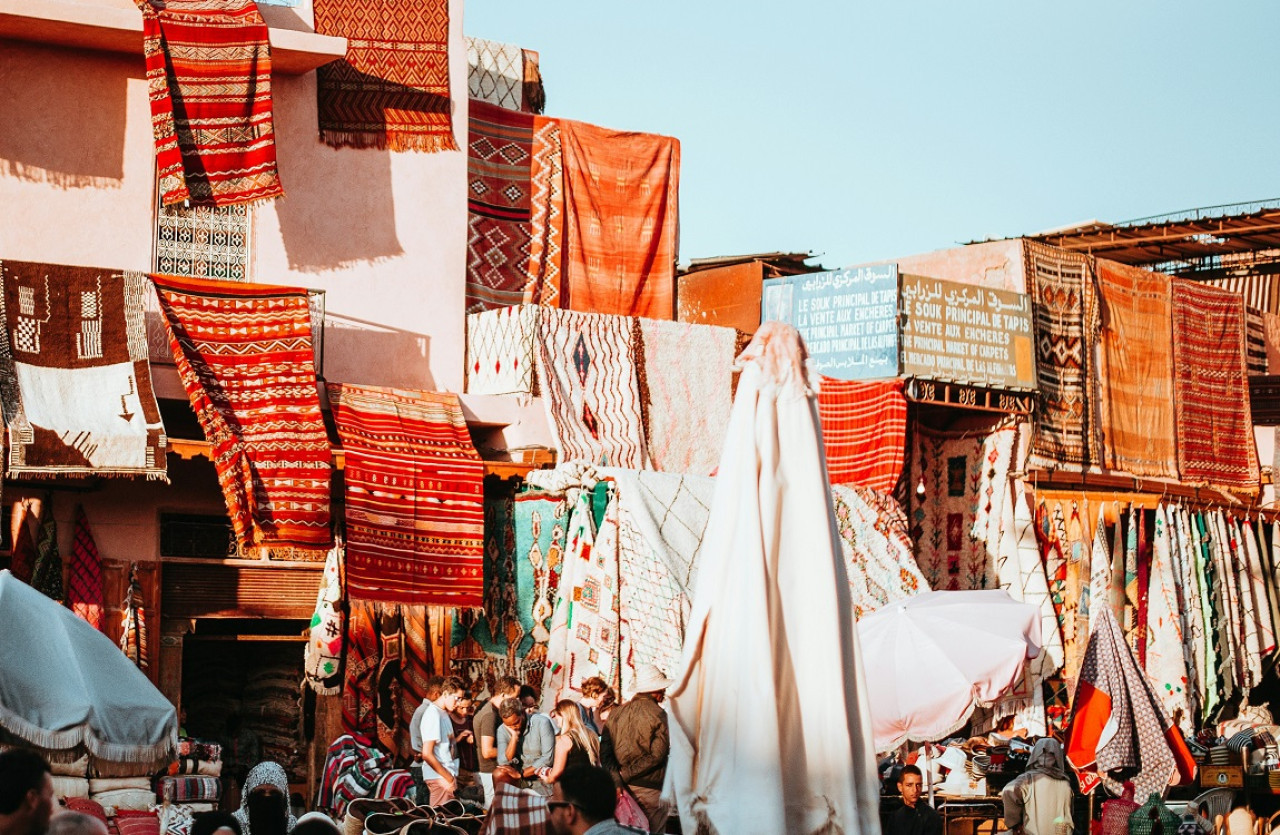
[818,376,908,493]
[1094,261,1177,478]
[138,0,283,207]
[328,383,484,607]
[152,275,332,550]
[465,304,538,396]
[312,0,457,152]
[68,506,105,632]
[525,116,565,308]
[304,539,345,695]
[535,308,647,468]
[0,261,167,480]
[558,119,680,318]
[341,600,379,738]
[1024,241,1100,467]
[1170,278,1259,492]
[466,100,536,313]
[465,37,524,112]
[832,484,927,620]
[31,496,63,603]
[634,318,735,476]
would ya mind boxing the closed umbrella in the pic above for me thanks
[0,569,177,773]
[665,323,880,835]
[857,589,1042,751]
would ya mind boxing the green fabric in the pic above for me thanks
[1128,793,1180,835]
[31,499,63,603]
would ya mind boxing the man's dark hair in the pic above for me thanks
[191,812,241,835]
[518,684,539,703]
[0,748,51,814]
[899,764,923,781]
[498,698,524,720]
[424,675,446,702]
[494,676,521,697]
[558,765,617,824]
[440,676,467,698]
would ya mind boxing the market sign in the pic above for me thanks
[760,265,899,380]
[899,274,1036,391]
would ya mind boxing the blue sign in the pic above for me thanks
[760,266,900,380]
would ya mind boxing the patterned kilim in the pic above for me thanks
[832,484,927,621]
[559,120,680,318]
[1245,307,1269,374]
[1147,505,1190,730]
[526,117,565,307]
[398,605,432,763]
[818,377,908,492]
[31,497,63,603]
[375,606,402,753]
[909,423,1017,591]
[120,566,148,669]
[328,383,484,607]
[635,318,735,476]
[466,100,536,313]
[8,502,35,585]
[466,305,538,395]
[304,540,345,695]
[466,37,524,111]
[1170,278,1260,492]
[155,202,252,282]
[536,308,647,468]
[0,261,168,480]
[138,0,283,207]
[1025,241,1100,467]
[313,0,457,152]
[1095,261,1177,478]
[341,599,379,738]
[67,506,105,632]
[152,275,333,550]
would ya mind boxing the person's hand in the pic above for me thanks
[444,777,457,792]
[458,730,474,743]
[536,767,551,780]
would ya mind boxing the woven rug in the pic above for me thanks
[467,100,536,313]
[0,262,167,480]
[998,481,1064,676]
[526,116,565,307]
[818,377,908,492]
[67,506,104,632]
[1170,278,1259,492]
[1243,517,1276,657]
[1166,505,1204,728]
[1025,241,1100,467]
[328,383,485,607]
[831,484,927,620]
[514,491,571,685]
[341,600,379,738]
[398,605,432,762]
[635,319,735,476]
[304,540,345,695]
[119,565,147,669]
[1246,307,1269,374]
[558,120,680,318]
[138,0,282,206]
[600,467,715,690]
[1095,261,1177,478]
[535,308,647,468]
[31,497,63,603]
[8,502,35,585]
[466,305,538,395]
[153,275,332,550]
[1147,505,1190,729]
[313,0,457,152]
[155,203,252,282]
[909,423,1016,591]
[466,37,524,111]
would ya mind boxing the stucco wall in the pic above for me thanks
[881,239,1027,294]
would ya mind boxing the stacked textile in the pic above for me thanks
[156,776,220,804]
[138,0,283,207]
[152,276,332,551]
[317,734,393,818]
[0,261,168,480]
[89,776,156,811]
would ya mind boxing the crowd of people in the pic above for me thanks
[0,663,676,835]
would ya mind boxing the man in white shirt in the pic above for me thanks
[420,676,466,806]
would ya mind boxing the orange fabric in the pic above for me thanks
[559,120,680,318]
[1095,261,1177,478]
[1164,725,1197,786]
[1064,679,1111,770]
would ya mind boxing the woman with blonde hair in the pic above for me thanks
[540,698,601,784]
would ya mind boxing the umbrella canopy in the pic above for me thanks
[665,323,881,835]
[1065,606,1195,798]
[857,589,1042,751]
[0,569,177,772]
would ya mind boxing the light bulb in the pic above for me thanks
[916,477,926,497]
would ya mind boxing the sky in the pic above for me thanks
[464,1,1280,271]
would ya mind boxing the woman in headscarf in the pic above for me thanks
[1002,739,1074,835]
[233,762,297,835]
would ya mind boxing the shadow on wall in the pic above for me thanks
[0,41,131,187]
[272,73,406,273]
[323,312,434,390]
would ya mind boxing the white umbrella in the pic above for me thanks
[665,323,881,835]
[857,589,1041,752]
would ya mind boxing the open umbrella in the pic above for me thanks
[0,569,177,773]
[857,589,1042,751]
[665,323,880,835]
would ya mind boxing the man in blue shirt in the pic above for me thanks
[547,765,644,835]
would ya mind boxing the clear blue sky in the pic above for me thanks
[464,1,1280,270]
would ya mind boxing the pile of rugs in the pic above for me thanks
[155,737,224,834]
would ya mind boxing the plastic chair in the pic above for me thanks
[1190,789,1234,835]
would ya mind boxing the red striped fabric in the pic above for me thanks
[328,383,485,606]
[67,506,105,632]
[817,377,907,493]
[152,275,332,550]
[139,0,284,207]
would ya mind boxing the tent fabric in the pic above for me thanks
[664,322,879,835]
[0,570,177,770]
